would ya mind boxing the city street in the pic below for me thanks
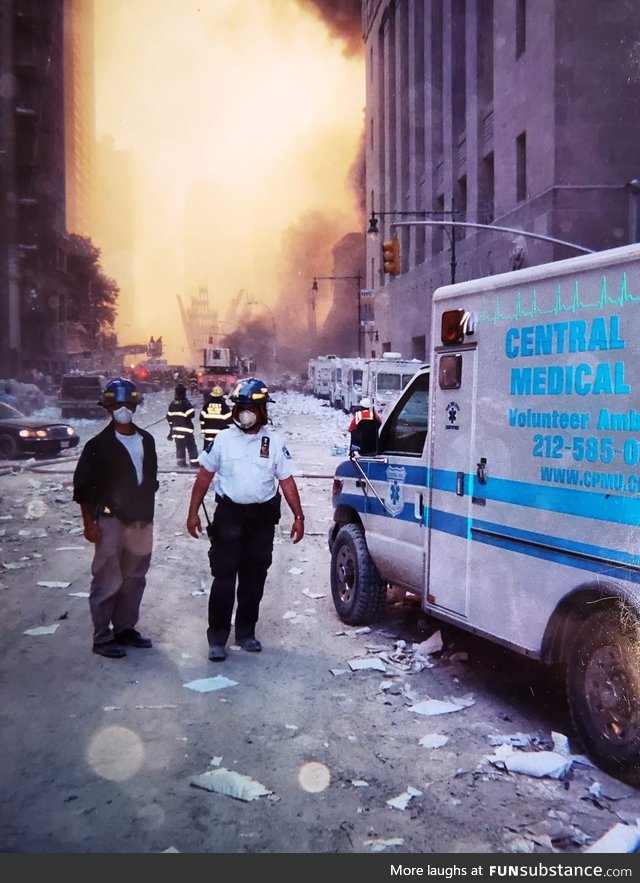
[0,391,639,854]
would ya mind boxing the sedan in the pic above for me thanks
[0,402,80,459]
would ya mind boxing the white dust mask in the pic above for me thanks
[235,409,258,430]
[113,406,133,425]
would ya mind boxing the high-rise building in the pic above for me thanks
[63,0,95,237]
[363,0,640,359]
[0,0,70,378]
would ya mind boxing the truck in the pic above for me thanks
[310,354,338,400]
[197,347,239,395]
[328,242,640,782]
[362,352,423,415]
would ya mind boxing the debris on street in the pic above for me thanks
[190,767,273,801]
[409,696,475,716]
[182,675,238,693]
[23,623,60,636]
[387,785,423,811]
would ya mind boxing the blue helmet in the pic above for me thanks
[229,377,274,404]
[100,378,142,407]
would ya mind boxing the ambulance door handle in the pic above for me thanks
[414,492,424,519]
[476,458,487,485]
[456,472,465,496]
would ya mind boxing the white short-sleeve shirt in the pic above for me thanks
[198,424,295,504]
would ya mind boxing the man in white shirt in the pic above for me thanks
[186,378,304,661]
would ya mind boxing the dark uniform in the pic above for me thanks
[166,384,199,466]
[200,387,232,449]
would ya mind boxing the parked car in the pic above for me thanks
[0,402,80,459]
[58,373,106,419]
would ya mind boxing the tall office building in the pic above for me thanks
[0,0,69,378]
[63,0,95,237]
[363,0,640,359]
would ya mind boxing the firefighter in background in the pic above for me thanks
[347,396,381,456]
[166,383,199,467]
[200,385,232,450]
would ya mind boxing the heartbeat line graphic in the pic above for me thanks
[476,273,640,325]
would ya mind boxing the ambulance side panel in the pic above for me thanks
[426,243,640,656]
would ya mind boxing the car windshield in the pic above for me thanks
[0,401,25,419]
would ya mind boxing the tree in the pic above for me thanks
[66,234,119,342]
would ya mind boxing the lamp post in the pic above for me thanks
[368,208,459,284]
[311,272,363,357]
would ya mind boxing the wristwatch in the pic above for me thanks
[294,514,305,521]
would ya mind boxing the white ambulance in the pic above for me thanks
[328,242,640,781]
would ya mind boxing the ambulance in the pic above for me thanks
[328,242,640,781]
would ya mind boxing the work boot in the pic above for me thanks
[237,637,262,652]
[93,641,126,659]
[208,644,227,662]
[114,628,153,649]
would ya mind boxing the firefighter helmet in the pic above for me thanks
[229,377,274,404]
[211,385,224,397]
[99,377,142,407]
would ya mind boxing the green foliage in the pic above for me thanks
[66,234,119,336]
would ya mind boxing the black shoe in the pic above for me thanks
[237,637,262,652]
[93,641,127,659]
[208,644,227,662]
[114,628,153,649]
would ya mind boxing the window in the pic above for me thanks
[479,152,495,223]
[516,0,526,57]
[378,371,430,457]
[516,131,527,202]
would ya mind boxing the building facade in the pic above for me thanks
[363,0,640,360]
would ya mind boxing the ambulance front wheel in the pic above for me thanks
[330,523,387,625]
[566,609,640,783]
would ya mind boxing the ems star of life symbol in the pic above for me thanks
[385,465,407,517]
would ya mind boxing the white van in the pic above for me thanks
[328,242,640,781]
[363,353,423,414]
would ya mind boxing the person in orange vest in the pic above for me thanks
[347,397,381,455]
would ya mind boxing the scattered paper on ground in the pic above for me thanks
[302,588,326,599]
[55,546,84,551]
[288,567,304,575]
[387,785,423,810]
[487,744,572,779]
[183,675,238,693]
[348,657,387,672]
[585,822,640,853]
[414,631,443,658]
[23,624,60,636]
[409,697,474,716]
[68,591,90,598]
[419,733,449,749]
[191,768,272,801]
[364,837,405,852]
[37,580,71,589]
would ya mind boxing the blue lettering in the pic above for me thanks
[505,328,518,358]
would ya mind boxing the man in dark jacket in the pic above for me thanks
[73,378,159,659]
[166,383,199,467]
[200,385,232,450]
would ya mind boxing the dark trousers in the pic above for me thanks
[175,434,198,465]
[207,496,278,646]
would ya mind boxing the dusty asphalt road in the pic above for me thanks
[0,391,639,855]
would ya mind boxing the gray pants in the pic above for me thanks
[89,516,153,646]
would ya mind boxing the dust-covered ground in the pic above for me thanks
[0,391,639,855]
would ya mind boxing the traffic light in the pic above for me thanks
[382,236,401,275]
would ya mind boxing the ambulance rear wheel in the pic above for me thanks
[566,609,640,783]
[330,523,386,625]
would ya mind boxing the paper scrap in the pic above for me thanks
[183,675,238,693]
[348,657,387,672]
[37,580,71,589]
[23,624,60,636]
[585,822,640,853]
[419,733,449,749]
[414,631,443,657]
[387,785,423,811]
[288,567,304,575]
[68,591,90,598]
[364,837,404,852]
[488,745,572,779]
[302,588,326,599]
[409,697,474,716]
[190,768,272,801]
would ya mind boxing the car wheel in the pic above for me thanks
[0,433,19,459]
[330,523,387,625]
[566,608,640,783]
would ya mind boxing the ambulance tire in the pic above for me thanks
[566,609,640,783]
[330,523,387,625]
